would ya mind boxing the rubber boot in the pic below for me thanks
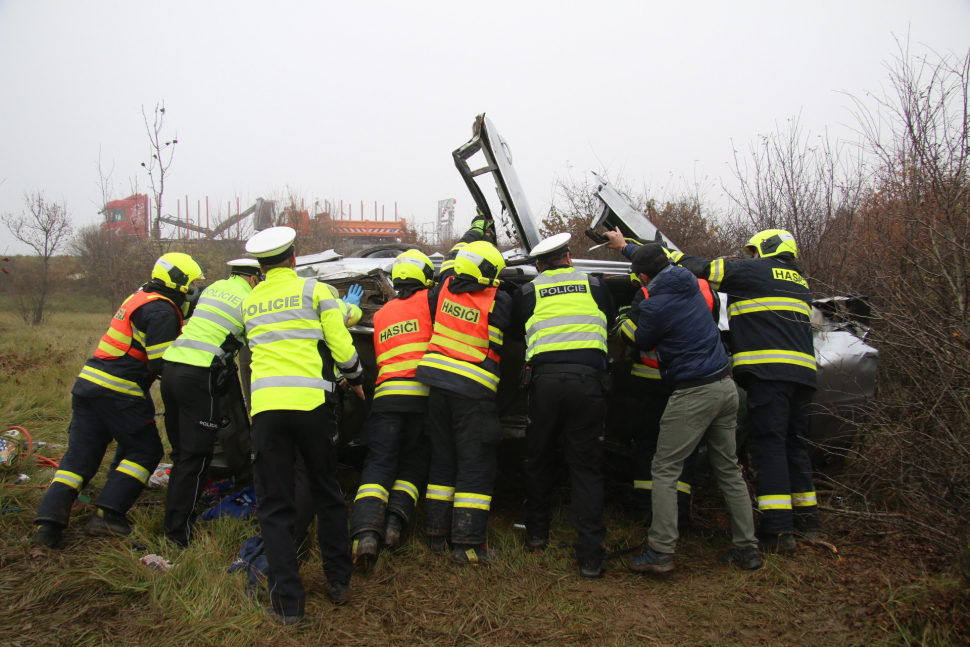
[384,513,405,551]
[352,531,380,572]
[429,535,449,555]
[758,532,797,555]
[451,544,500,566]
[86,508,132,537]
[32,522,64,548]
[329,581,352,605]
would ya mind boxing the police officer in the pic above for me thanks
[32,253,203,547]
[609,228,818,553]
[616,253,719,527]
[511,233,614,579]
[160,258,261,547]
[350,250,436,570]
[242,227,365,625]
[415,216,511,566]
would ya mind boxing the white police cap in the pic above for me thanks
[529,232,571,258]
[226,258,261,268]
[245,226,297,259]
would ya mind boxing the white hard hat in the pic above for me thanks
[245,227,297,260]
[530,232,571,258]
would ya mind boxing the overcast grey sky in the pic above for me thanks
[1,1,968,254]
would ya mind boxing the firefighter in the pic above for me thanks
[414,213,511,566]
[349,249,436,570]
[511,233,614,579]
[242,227,365,625]
[607,228,818,553]
[32,253,203,547]
[616,256,719,527]
[160,258,261,547]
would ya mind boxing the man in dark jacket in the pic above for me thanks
[622,245,761,574]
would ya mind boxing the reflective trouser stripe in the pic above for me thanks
[454,492,491,510]
[52,470,83,490]
[757,494,793,510]
[374,381,430,398]
[77,366,145,397]
[733,349,817,370]
[634,480,652,490]
[170,337,224,356]
[392,480,419,502]
[792,491,817,507]
[632,364,662,379]
[677,481,692,495]
[355,483,389,502]
[426,484,455,501]
[116,460,150,484]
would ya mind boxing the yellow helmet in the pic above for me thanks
[152,253,204,293]
[453,241,505,286]
[392,249,434,287]
[745,229,798,258]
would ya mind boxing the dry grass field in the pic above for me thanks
[0,297,966,646]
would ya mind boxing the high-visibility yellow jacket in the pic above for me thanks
[524,268,608,361]
[164,275,252,367]
[242,267,363,415]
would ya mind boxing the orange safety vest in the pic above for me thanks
[373,292,434,384]
[426,276,500,365]
[94,290,183,363]
[637,279,715,369]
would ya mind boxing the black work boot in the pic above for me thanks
[32,522,64,548]
[758,532,797,555]
[526,530,548,552]
[86,508,132,537]
[578,555,605,579]
[720,546,763,570]
[451,544,500,566]
[265,609,303,626]
[627,548,675,574]
[429,535,449,555]
[352,531,380,571]
[384,513,405,551]
[329,581,352,605]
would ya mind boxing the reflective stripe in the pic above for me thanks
[757,494,793,510]
[454,492,491,510]
[631,364,662,379]
[708,259,726,290]
[419,354,499,391]
[106,326,132,346]
[428,333,488,362]
[116,459,150,484]
[335,353,363,379]
[197,296,242,320]
[355,483,389,502]
[634,480,652,490]
[792,491,817,507]
[727,297,812,319]
[733,349,816,370]
[488,326,504,345]
[130,325,147,349]
[433,321,489,349]
[145,341,171,360]
[374,380,430,398]
[250,375,333,392]
[677,481,692,495]
[316,298,341,315]
[52,470,83,490]
[96,340,127,358]
[171,337,224,356]
[190,308,239,332]
[376,342,429,365]
[525,315,608,339]
[245,309,317,327]
[377,359,421,379]
[77,366,144,397]
[392,480,420,502]
[249,328,324,346]
[426,484,456,501]
[619,318,637,340]
[669,251,684,263]
[526,331,606,358]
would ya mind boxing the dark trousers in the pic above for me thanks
[350,410,431,538]
[160,362,220,546]
[251,404,352,617]
[632,380,698,521]
[741,375,819,534]
[36,393,163,526]
[424,388,500,546]
[524,372,607,562]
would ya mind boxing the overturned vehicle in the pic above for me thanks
[214,114,878,480]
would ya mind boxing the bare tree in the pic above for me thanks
[141,102,177,240]
[2,191,74,325]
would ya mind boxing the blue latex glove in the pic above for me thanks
[343,284,364,307]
